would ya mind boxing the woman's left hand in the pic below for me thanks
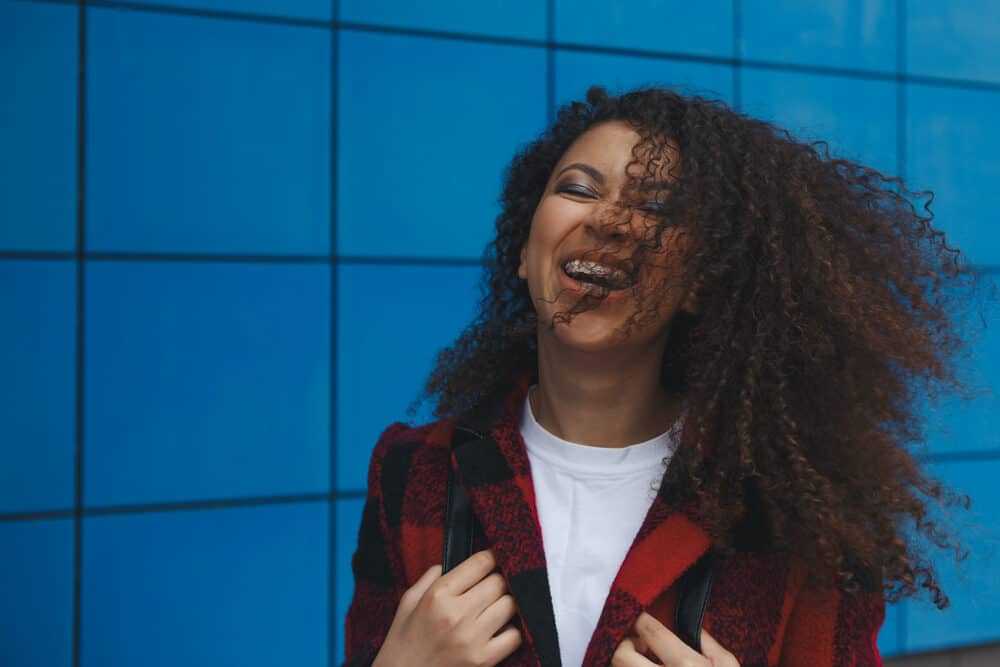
[611,611,740,666]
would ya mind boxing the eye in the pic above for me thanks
[558,184,597,198]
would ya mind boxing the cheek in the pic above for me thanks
[532,197,582,241]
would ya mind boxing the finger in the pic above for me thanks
[632,635,655,662]
[611,636,655,667]
[700,629,740,666]
[476,593,518,637]
[633,612,707,665]
[399,564,441,611]
[462,571,508,613]
[437,549,497,595]
[482,624,523,665]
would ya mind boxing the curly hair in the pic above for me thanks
[406,85,995,608]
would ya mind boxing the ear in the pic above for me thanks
[517,245,528,280]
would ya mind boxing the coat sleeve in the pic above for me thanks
[341,423,410,666]
[779,575,887,667]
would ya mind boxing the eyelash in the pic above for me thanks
[559,185,666,214]
[559,184,596,198]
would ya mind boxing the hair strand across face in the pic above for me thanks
[405,85,997,607]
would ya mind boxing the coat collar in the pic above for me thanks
[449,369,712,667]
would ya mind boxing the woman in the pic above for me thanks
[343,86,984,666]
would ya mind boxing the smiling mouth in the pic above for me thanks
[561,259,635,291]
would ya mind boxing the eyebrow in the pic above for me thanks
[556,161,671,192]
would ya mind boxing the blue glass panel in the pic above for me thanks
[121,0,330,21]
[906,84,1000,265]
[335,262,480,490]
[86,8,330,255]
[84,261,330,507]
[922,290,1000,455]
[337,30,546,259]
[0,519,73,667]
[742,0,896,72]
[878,601,902,657]
[0,0,76,252]
[905,459,1000,651]
[340,0,544,40]
[741,69,897,176]
[554,0,733,58]
[554,50,734,112]
[907,0,1000,83]
[334,497,365,664]
[0,260,76,513]
[81,503,328,667]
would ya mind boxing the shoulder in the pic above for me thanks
[369,418,454,463]
[364,419,458,583]
[365,417,457,498]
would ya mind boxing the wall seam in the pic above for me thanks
[329,0,341,664]
[72,2,87,666]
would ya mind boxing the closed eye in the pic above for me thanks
[558,184,597,198]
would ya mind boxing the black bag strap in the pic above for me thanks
[442,422,714,653]
[673,550,715,653]
[442,424,483,574]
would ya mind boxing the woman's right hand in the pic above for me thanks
[372,549,523,667]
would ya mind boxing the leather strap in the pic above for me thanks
[443,424,483,574]
[442,422,714,652]
[674,551,715,653]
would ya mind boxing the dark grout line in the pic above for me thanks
[0,509,76,523]
[921,449,1000,465]
[15,0,1000,94]
[0,250,488,266]
[0,490,368,523]
[86,0,332,29]
[0,253,1000,274]
[904,71,1000,93]
[85,492,333,516]
[3,251,998,273]
[15,0,78,7]
[338,19,546,51]
[545,0,555,124]
[733,0,742,111]
[72,4,86,666]
[329,1,340,663]
[84,251,333,264]
[0,250,75,260]
[897,0,907,180]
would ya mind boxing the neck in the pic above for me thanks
[530,333,685,448]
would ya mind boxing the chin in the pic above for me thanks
[549,315,631,351]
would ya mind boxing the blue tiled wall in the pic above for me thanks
[1,1,998,665]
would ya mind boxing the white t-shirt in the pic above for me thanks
[519,386,683,667]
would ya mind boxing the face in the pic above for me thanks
[517,120,698,352]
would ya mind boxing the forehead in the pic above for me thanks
[554,120,678,183]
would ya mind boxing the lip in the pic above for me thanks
[556,248,636,304]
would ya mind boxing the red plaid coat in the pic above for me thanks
[343,369,886,666]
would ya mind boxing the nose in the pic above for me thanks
[584,207,632,244]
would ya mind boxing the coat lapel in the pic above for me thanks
[450,369,713,667]
[450,369,560,667]
[580,491,711,665]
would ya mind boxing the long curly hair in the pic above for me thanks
[407,85,995,607]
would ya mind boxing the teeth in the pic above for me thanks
[562,259,622,278]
